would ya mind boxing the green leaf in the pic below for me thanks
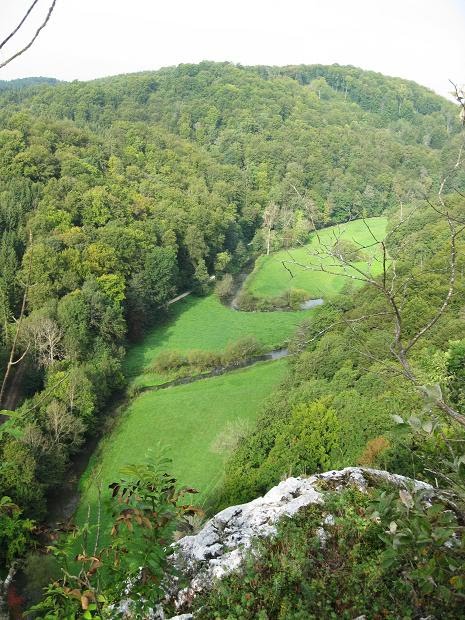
[426,503,444,517]
[380,549,396,570]
[456,456,465,480]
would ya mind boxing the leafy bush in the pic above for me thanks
[332,238,367,262]
[32,456,201,619]
[235,290,259,311]
[221,336,265,366]
[288,288,309,309]
[236,288,308,311]
[256,296,280,311]
[192,488,465,619]
[215,273,234,301]
[151,350,188,372]
[370,487,465,607]
[151,339,267,377]
[218,398,342,508]
[267,294,289,310]
[0,496,35,570]
[186,349,221,370]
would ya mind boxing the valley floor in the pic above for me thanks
[76,291,314,540]
[77,358,288,542]
[74,218,387,546]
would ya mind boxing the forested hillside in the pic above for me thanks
[0,62,464,617]
[219,202,465,505]
[0,77,59,92]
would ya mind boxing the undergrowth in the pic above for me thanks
[192,488,464,619]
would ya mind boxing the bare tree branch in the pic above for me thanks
[404,219,465,354]
[0,0,58,70]
[290,198,465,426]
[0,0,41,51]
[0,232,34,407]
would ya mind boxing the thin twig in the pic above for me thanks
[0,0,58,70]
[0,0,41,51]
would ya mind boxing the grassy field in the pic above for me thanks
[77,359,288,539]
[124,293,313,387]
[246,217,387,299]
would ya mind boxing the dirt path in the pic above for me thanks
[167,290,192,305]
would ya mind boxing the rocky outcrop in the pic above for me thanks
[169,467,433,612]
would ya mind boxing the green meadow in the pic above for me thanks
[77,359,288,538]
[246,217,387,300]
[124,293,313,387]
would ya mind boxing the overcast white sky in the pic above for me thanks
[0,0,464,99]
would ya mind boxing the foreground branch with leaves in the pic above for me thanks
[29,455,200,619]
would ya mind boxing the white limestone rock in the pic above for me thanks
[170,467,433,610]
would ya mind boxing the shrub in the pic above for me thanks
[358,436,390,466]
[255,297,276,311]
[370,486,465,611]
[186,349,221,371]
[152,350,188,372]
[238,288,307,311]
[0,496,35,569]
[32,457,201,619]
[289,288,309,309]
[127,383,142,399]
[256,398,342,487]
[269,294,289,310]
[191,490,403,618]
[192,488,465,619]
[217,397,342,509]
[215,273,234,300]
[332,238,366,262]
[221,336,265,366]
[235,290,258,311]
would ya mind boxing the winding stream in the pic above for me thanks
[139,348,290,394]
[229,271,250,310]
[229,268,324,312]
[47,348,291,524]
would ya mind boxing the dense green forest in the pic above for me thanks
[1,62,465,617]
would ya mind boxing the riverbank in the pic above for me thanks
[137,347,290,393]
[124,293,315,389]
